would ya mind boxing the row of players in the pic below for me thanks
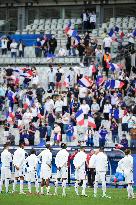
[0,142,135,199]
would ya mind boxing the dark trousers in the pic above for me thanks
[11,52,17,58]
[62,106,68,115]
[83,21,88,31]
[103,67,109,77]
[48,82,55,91]
[49,47,55,54]
[2,48,7,55]
[29,135,34,145]
[87,168,96,187]
[19,50,24,58]
[104,47,111,53]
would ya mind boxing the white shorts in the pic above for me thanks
[14,167,24,178]
[95,171,106,183]
[27,170,38,182]
[75,168,86,180]
[1,167,11,180]
[124,171,134,184]
[40,165,51,180]
[56,166,68,179]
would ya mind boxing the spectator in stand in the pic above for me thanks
[77,39,85,62]
[120,134,128,148]
[31,72,39,89]
[66,35,71,56]
[130,128,136,147]
[18,39,25,58]
[38,121,47,140]
[102,51,111,77]
[36,86,45,105]
[70,38,76,56]
[1,36,8,55]
[86,128,94,147]
[28,122,36,145]
[95,45,103,66]
[54,96,63,114]
[41,35,48,57]
[103,35,112,53]
[10,39,18,58]
[84,32,90,46]
[89,11,96,30]
[52,123,61,145]
[47,65,56,92]
[49,35,57,55]
[55,65,64,93]
[44,97,54,114]
[103,100,112,120]
[81,10,89,31]
[99,126,108,147]
[35,38,42,58]
[65,123,74,142]
[79,86,88,104]
[110,118,119,143]
[79,99,90,118]
[84,44,94,66]
[91,99,100,114]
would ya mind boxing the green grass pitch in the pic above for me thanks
[0,186,136,205]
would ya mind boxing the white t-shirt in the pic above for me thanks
[10,42,18,53]
[31,107,38,117]
[32,75,39,85]
[54,100,64,112]
[44,99,54,112]
[83,13,88,22]
[19,44,23,51]
[90,14,96,23]
[1,39,8,49]
[103,37,112,48]
[79,87,88,98]
[80,104,90,115]
[48,71,56,83]
[103,104,112,113]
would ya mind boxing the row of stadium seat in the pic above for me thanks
[102,16,136,30]
[0,57,81,65]
[15,18,82,35]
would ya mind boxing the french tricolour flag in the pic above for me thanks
[75,109,84,126]
[64,75,70,87]
[110,80,125,89]
[78,76,93,88]
[109,63,120,72]
[88,114,96,128]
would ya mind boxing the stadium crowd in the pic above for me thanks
[0,44,135,147]
[0,11,136,148]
